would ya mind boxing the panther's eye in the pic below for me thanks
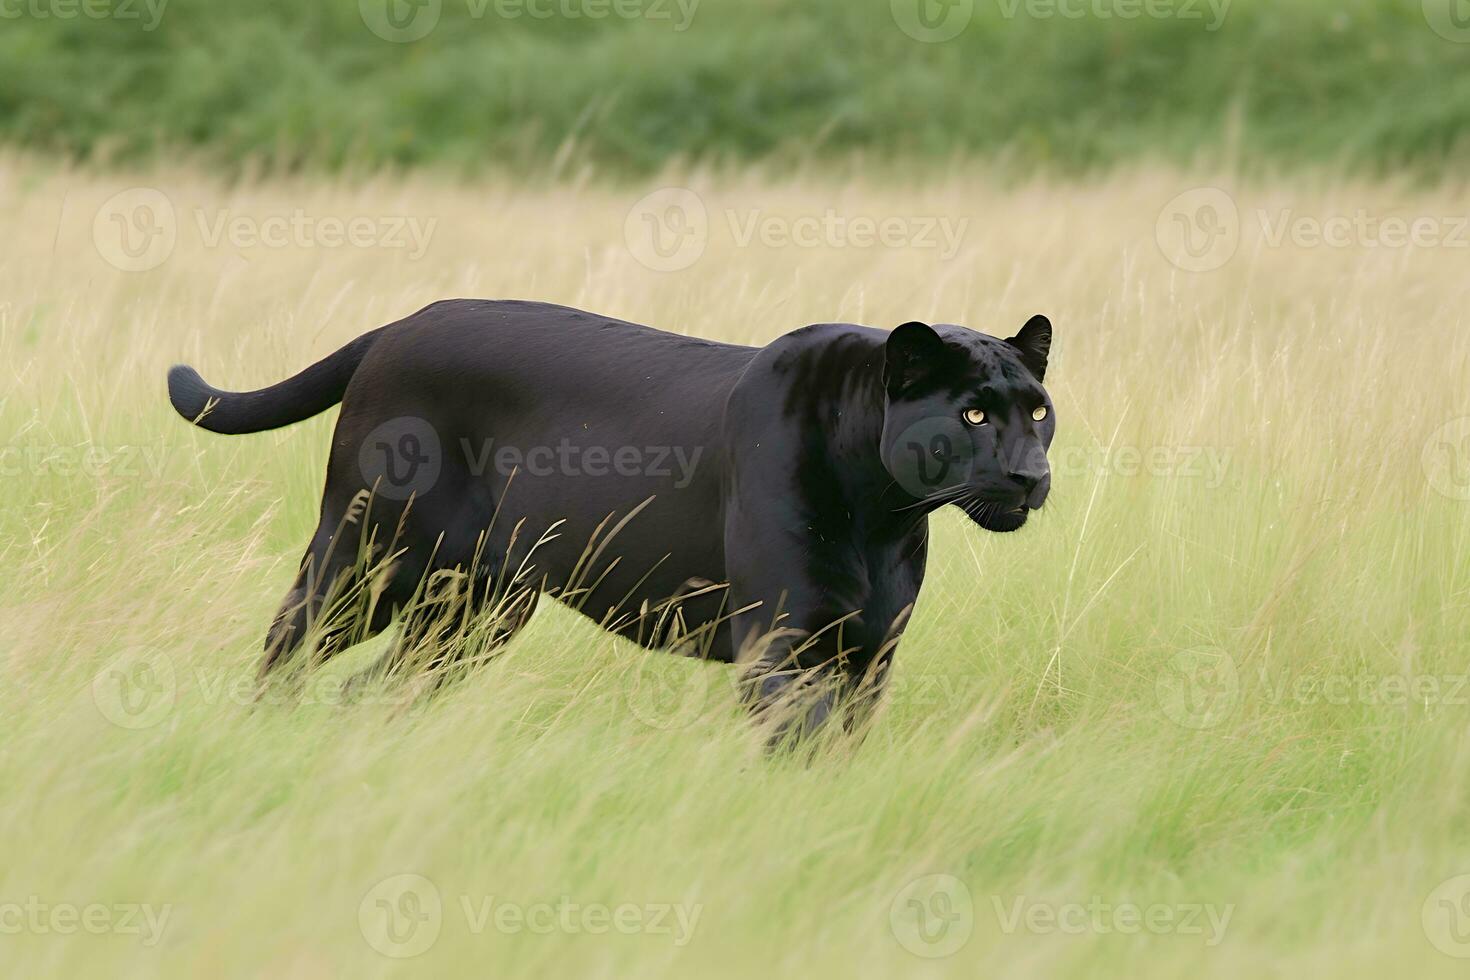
[963,408,986,426]
[1032,406,1048,422]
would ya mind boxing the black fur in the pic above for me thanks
[168,300,1055,741]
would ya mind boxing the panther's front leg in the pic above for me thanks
[741,631,850,745]
[719,321,929,747]
[735,602,904,748]
[722,466,924,748]
[723,496,919,747]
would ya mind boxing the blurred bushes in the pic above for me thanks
[1,0,1467,177]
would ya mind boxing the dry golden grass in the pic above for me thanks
[3,156,1470,976]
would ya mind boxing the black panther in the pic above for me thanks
[167,300,1055,739]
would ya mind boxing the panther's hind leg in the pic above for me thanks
[348,579,540,696]
[258,515,395,684]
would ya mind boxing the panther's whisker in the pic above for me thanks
[892,485,973,513]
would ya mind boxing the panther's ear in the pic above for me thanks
[1006,314,1051,381]
[884,321,950,393]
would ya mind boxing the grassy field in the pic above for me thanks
[4,0,1470,177]
[4,156,1470,976]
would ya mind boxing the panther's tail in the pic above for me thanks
[167,327,386,434]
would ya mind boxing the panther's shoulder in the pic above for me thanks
[765,321,884,355]
[725,323,888,439]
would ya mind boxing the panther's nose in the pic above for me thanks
[1007,466,1045,495]
[1005,442,1049,498]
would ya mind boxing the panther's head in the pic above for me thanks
[879,315,1054,532]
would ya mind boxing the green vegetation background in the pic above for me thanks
[3,0,1468,176]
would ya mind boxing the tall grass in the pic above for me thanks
[3,0,1470,177]
[3,156,1470,975]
